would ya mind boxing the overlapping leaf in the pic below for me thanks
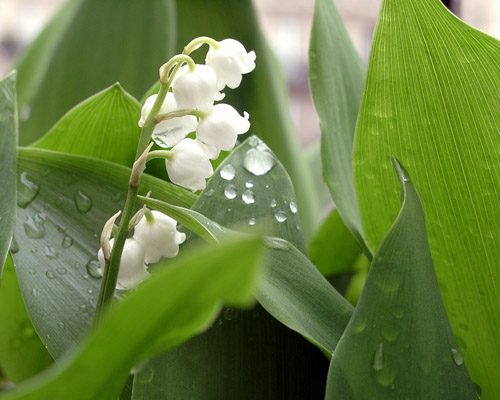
[353,0,500,395]
[1,237,264,400]
[325,160,477,399]
[13,148,195,358]
[0,72,17,276]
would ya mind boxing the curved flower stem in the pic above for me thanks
[156,108,208,122]
[94,58,190,324]
[183,36,219,55]
[146,150,173,162]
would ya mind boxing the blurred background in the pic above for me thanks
[0,0,499,144]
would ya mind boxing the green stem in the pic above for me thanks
[147,150,172,162]
[94,58,190,324]
[156,108,207,122]
[183,36,219,55]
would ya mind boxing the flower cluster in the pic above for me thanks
[140,38,256,191]
[98,211,185,290]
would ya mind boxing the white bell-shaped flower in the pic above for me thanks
[139,93,198,148]
[97,238,149,290]
[133,210,186,264]
[197,104,250,151]
[206,39,256,90]
[172,64,222,110]
[166,138,214,191]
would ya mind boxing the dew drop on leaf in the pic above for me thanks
[44,245,58,259]
[274,211,287,223]
[289,201,298,214]
[372,343,385,372]
[17,172,40,208]
[242,189,255,204]
[245,180,254,188]
[220,164,236,181]
[24,214,46,239]
[74,191,93,213]
[45,270,56,279]
[243,142,276,176]
[9,235,19,254]
[224,184,237,200]
[248,218,256,226]
[86,259,102,279]
[62,235,73,248]
[451,348,464,366]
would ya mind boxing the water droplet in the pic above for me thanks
[373,343,385,372]
[353,320,366,333]
[17,172,40,208]
[74,191,92,213]
[270,199,277,208]
[56,267,67,275]
[224,184,237,200]
[62,236,73,248]
[10,236,19,254]
[136,365,155,384]
[204,188,215,197]
[274,211,287,223]
[375,366,397,387]
[45,270,56,279]
[381,323,400,342]
[44,245,58,259]
[87,289,94,294]
[86,259,102,279]
[243,143,276,176]
[24,214,46,239]
[57,321,65,329]
[248,218,256,226]
[31,288,39,297]
[265,237,292,251]
[242,189,255,204]
[451,348,464,366]
[220,164,236,181]
[20,105,31,121]
[79,304,88,312]
[245,180,254,188]
[289,201,298,214]
[223,308,238,321]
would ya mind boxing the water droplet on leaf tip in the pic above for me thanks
[9,236,19,254]
[220,164,236,181]
[243,146,276,176]
[74,191,93,213]
[17,172,40,208]
[224,184,237,200]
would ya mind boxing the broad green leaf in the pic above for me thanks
[33,84,140,166]
[133,136,350,399]
[0,237,264,400]
[309,209,362,277]
[0,257,52,382]
[176,0,319,239]
[192,136,307,253]
[309,0,366,245]
[325,160,478,399]
[0,72,18,277]
[353,0,500,395]
[17,0,176,145]
[141,195,353,357]
[13,148,195,358]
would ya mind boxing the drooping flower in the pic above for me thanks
[172,64,223,110]
[139,93,197,148]
[97,238,149,290]
[197,104,250,151]
[205,39,256,90]
[133,210,186,264]
[166,138,214,191]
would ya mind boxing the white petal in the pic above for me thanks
[166,138,214,191]
[172,65,218,109]
[152,115,198,148]
[133,211,185,263]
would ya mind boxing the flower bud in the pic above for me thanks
[133,210,186,264]
[172,64,222,110]
[166,138,214,191]
[197,104,250,152]
[206,39,256,90]
[97,238,149,290]
[139,93,198,148]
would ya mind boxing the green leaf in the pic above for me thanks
[13,148,195,358]
[353,0,500,395]
[0,72,18,277]
[325,159,478,399]
[16,0,176,145]
[0,257,52,382]
[309,209,363,277]
[309,0,366,245]
[175,0,320,239]
[33,84,140,166]
[192,136,307,254]
[0,237,264,400]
